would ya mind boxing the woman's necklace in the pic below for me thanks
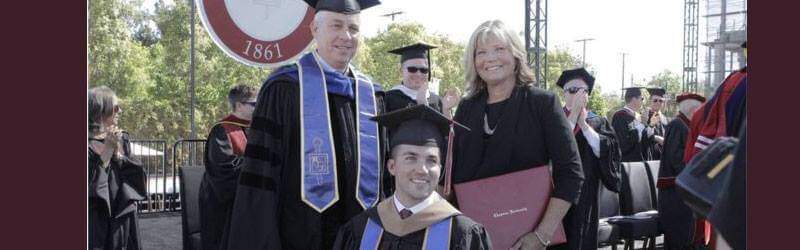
[483,113,497,135]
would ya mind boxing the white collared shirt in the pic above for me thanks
[312,51,349,74]
[624,106,650,141]
[391,83,431,101]
[393,192,440,215]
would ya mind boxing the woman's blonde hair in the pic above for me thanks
[463,20,536,97]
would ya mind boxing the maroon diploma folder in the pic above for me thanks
[454,166,566,249]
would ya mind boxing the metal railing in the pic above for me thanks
[170,139,207,212]
[129,139,206,214]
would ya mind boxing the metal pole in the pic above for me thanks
[621,53,626,99]
[575,38,595,67]
[189,0,197,140]
[525,0,531,67]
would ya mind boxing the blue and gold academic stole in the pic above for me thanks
[297,54,380,213]
[360,217,453,250]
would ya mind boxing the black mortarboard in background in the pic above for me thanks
[371,104,468,150]
[623,87,644,99]
[302,0,380,14]
[556,67,596,94]
[646,87,666,97]
[388,42,438,81]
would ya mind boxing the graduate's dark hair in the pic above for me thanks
[228,84,258,111]
[88,86,118,135]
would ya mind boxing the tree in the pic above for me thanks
[354,22,465,95]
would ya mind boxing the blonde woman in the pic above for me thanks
[88,86,145,250]
[450,20,584,250]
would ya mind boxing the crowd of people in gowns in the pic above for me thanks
[88,0,747,249]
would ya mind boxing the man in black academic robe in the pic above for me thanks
[657,93,706,250]
[198,85,256,250]
[551,68,621,250]
[385,42,458,115]
[612,87,647,162]
[641,87,668,161]
[224,1,388,249]
[334,105,491,250]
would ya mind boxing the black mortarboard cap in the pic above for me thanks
[623,87,643,99]
[556,67,596,94]
[388,42,437,63]
[371,104,469,150]
[302,0,380,14]
[646,87,666,97]
[389,42,438,81]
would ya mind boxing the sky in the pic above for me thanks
[146,0,690,96]
[358,0,686,96]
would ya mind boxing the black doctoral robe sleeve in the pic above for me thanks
[537,92,584,204]
[204,125,242,203]
[660,119,689,178]
[590,116,622,192]
[612,112,642,161]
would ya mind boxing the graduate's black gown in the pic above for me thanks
[88,133,146,250]
[199,123,244,250]
[333,207,491,250]
[384,88,443,113]
[552,113,621,250]
[641,111,667,161]
[451,84,584,208]
[224,74,388,250]
[657,113,695,249]
[612,109,646,162]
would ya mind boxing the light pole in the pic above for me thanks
[575,38,595,67]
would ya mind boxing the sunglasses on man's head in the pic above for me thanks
[406,66,429,74]
[565,87,587,94]
[652,99,665,103]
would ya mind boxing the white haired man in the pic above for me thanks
[224,0,388,249]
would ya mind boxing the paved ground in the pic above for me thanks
[139,212,182,250]
[137,212,664,250]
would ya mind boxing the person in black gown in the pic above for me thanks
[88,86,146,250]
[385,43,444,113]
[451,20,584,250]
[198,84,257,250]
[656,93,705,250]
[334,105,492,249]
[224,1,388,249]
[612,87,648,162]
[641,87,668,161]
[550,68,621,250]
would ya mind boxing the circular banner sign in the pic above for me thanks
[197,0,315,68]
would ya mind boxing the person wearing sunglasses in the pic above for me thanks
[612,87,649,162]
[199,84,258,250]
[88,86,146,250]
[641,87,669,161]
[386,42,460,118]
[552,68,621,250]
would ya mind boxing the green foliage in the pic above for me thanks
[354,22,466,95]
[89,0,266,142]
